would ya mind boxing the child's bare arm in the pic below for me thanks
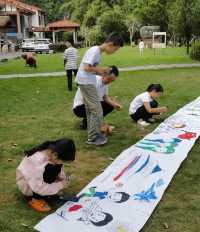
[84,64,111,76]
[104,95,123,110]
[144,102,167,113]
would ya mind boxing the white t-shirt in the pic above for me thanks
[76,46,101,85]
[129,92,153,115]
[139,41,144,49]
[73,75,108,109]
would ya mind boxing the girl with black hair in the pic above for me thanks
[129,84,167,126]
[16,138,76,212]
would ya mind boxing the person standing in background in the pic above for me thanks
[138,39,145,56]
[64,41,78,91]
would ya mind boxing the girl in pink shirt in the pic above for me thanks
[16,138,76,212]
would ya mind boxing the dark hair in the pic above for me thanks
[147,84,164,92]
[114,192,130,203]
[21,54,27,59]
[109,65,119,77]
[66,39,74,46]
[90,212,113,227]
[25,138,76,161]
[105,33,124,47]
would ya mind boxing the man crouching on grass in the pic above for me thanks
[74,65,123,139]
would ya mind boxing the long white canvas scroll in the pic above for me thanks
[35,97,200,232]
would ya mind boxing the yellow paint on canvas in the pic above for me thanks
[117,225,127,232]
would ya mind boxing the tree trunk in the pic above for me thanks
[129,28,134,46]
[174,34,176,47]
[186,39,190,54]
[129,33,133,45]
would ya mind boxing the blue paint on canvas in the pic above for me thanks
[151,165,162,174]
[133,179,164,202]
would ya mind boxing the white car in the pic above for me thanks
[21,38,35,52]
[34,39,52,53]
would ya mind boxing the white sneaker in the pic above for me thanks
[137,120,150,127]
[148,118,155,123]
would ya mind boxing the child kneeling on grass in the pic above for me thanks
[16,138,76,212]
[22,52,37,68]
[129,84,168,126]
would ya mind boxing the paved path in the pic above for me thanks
[120,63,200,71]
[0,63,200,79]
[0,51,22,61]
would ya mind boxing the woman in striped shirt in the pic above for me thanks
[64,41,79,91]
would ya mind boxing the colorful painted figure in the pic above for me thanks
[134,155,150,174]
[81,206,113,227]
[136,138,182,154]
[134,183,157,202]
[77,187,130,203]
[113,155,141,181]
[178,131,197,140]
[58,200,113,227]
[134,179,164,202]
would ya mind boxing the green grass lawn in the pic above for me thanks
[0,68,200,232]
[0,46,197,75]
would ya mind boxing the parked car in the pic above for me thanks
[34,38,53,54]
[21,38,35,52]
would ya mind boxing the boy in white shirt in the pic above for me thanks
[139,39,145,56]
[76,34,123,145]
[73,66,122,130]
[129,84,167,126]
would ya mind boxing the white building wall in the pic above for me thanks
[1,3,45,39]
[31,11,39,27]
[0,4,17,12]
[6,5,15,12]
[32,11,45,38]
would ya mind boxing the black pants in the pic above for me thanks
[130,100,158,122]
[32,192,63,202]
[32,192,47,200]
[73,101,114,128]
[66,69,78,91]
[26,58,37,68]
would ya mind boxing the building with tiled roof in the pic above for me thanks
[31,19,80,43]
[47,19,80,43]
[48,19,80,30]
[0,0,45,40]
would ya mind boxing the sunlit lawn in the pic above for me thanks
[0,46,197,75]
[0,67,200,231]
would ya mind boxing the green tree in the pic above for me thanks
[59,1,77,19]
[168,0,200,53]
[167,1,180,46]
[125,15,141,45]
[59,0,94,21]
[25,0,65,21]
[179,0,194,54]
[135,0,168,31]
[82,0,109,27]
[97,5,127,39]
